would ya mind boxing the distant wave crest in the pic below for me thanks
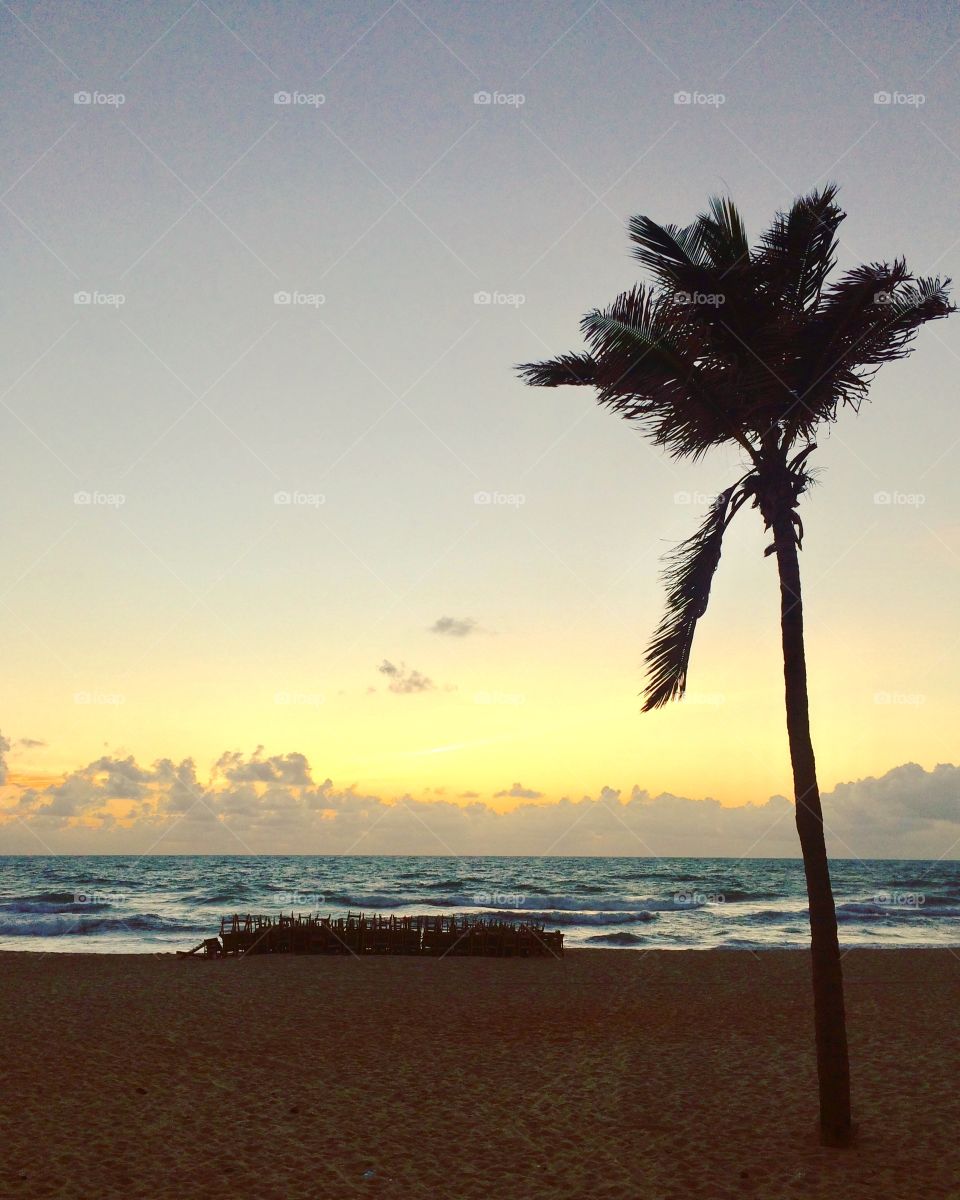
[0,914,202,937]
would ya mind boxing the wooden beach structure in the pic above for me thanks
[179,912,563,959]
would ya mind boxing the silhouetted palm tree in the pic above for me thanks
[517,185,953,1146]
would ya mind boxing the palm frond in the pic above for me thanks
[858,276,955,362]
[643,485,744,709]
[694,195,750,271]
[517,192,953,472]
[757,184,844,312]
[793,266,954,427]
[579,284,692,375]
[515,352,598,388]
[627,216,713,293]
[578,285,742,459]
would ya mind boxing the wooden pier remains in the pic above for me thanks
[179,912,563,958]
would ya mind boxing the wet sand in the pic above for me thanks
[1,948,958,1199]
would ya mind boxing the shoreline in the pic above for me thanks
[3,948,958,1198]
[3,941,960,958]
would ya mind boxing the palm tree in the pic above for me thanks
[517,185,953,1146]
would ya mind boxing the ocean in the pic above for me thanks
[1,855,959,953]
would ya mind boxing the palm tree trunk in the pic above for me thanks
[771,506,853,1146]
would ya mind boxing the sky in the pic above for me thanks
[1,0,958,856]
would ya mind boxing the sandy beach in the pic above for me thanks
[1,948,957,1199]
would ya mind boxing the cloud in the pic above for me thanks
[0,733,9,784]
[214,747,312,786]
[16,755,162,822]
[377,660,435,694]
[494,782,543,800]
[16,738,46,750]
[430,616,478,637]
[3,756,959,861]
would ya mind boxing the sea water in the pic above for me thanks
[1,854,958,953]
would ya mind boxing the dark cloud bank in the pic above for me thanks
[1,746,958,859]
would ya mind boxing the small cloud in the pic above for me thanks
[459,790,480,799]
[494,781,542,800]
[214,747,313,786]
[430,616,478,637]
[377,660,435,694]
[16,738,46,749]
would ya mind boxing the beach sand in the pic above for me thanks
[1,947,958,1199]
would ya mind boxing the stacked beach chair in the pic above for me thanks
[180,911,563,958]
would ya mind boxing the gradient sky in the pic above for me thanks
[1,1,958,852]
